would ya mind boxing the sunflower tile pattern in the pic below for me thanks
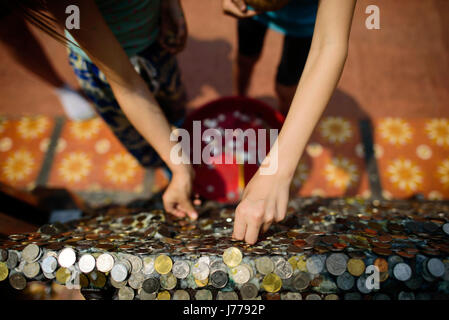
[373,118,449,200]
[0,115,54,190]
[290,116,371,198]
[47,118,146,192]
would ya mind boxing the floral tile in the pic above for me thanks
[0,115,54,190]
[373,117,449,200]
[47,118,145,192]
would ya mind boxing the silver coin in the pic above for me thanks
[442,223,449,235]
[255,257,274,275]
[111,278,127,289]
[96,253,115,273]
[23,262,40,278]
[41,256,58,274]
[217,291,238,300]
[195,289,212,300]
[172,260,190,279]
[142,256,155,275]
[398,291,415,300]
[356,275,372,294]
[22,244,41,263]
[192,261,210,281]
[160,273,177,290]
[138,288,157,300]
[128,272,145,290]
[126,254,143,274]
[393,263,412,281]
[326,253,348,276]
[273,258,293,279]
[240,283,258,299]
[293,272,311,291]
[58,248,76,268]
[78,254,96,273]
[198,256,211,266]
[118,286,135,300]
[111,262,130,282]
[172,290,190,300]
[210,260,228,273]
[281,292,302,300]
[231,265,251,284]
[336,272,354,291]
[427,258,445,278]
[306,255,324,274]
[306,293,321,300]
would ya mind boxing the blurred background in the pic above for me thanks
[0,0,448,300]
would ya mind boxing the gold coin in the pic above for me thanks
[347,258,365,277]
[223,247,242,268]
[325,294,339,300]
[288,256,299,270]
[296,256,307,272]
[55,267,71,285]
[0,262,8,281]
[262,273,282,293]
[155,255,173,275]
[88,271,106,288]
[157,290,171,300]
[195,278,208,287]
[79,273,89,288]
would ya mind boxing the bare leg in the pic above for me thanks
[233,53,260,96]
[275,82,297,116]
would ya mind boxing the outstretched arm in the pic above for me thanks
[233,0,357,244]
[46,0,198,219]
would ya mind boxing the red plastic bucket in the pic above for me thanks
[181,96,284,203]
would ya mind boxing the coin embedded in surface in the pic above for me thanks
[0,262,9,281]
[142,277,160,294]
[326,253,348,276]
[79,254,96,274]
[58,248,76,268]
[96,253,115,273]
[9,273,27,290]
[22,244,41,263]
[172,260,190,279]
[154,255,173,275]
[118,286,135,300]
[347,258,365,277]
[41,256,58,274]
[393,263,412,282]
[240,283,258,299]
[262,273,282,293]
[173,290,190,300]
[223,247,242,268]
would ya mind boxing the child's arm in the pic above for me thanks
[46,0,197,220]
[233,0,357,244]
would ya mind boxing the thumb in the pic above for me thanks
[178,199,198,220]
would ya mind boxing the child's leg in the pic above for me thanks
[234,18,268,96]
[276,35,312,115]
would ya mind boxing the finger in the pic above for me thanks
[232,208,246,240]
[261,201,275,233]
[164,200,184,217]
[172,208,186,218]
[177,199,198,220]
[233,0,247,11]
[245,218,262,245]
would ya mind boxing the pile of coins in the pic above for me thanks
[1,197,449,300]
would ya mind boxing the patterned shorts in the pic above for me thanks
[68,42,186,168]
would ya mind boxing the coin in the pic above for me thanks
[172,260,190,279]
[128,272,144,289]
[336,272,354,291]
[118,286,135,300]
[306,293,321,300]
[325,253,348,276]
[173,290,190,300]
[0,262,9,281]
[111,278,127,289]
[281,292,302,300]
[427,258,445,278]
[306,255,324,274]
[55,267,71,285]
[262,273,282,293]
[240,283,258,299]
[0,249,7,262]
[111,261,131,282]
[22,244,41,263]
[160,272,177,290]
[231,265,251,284]
[142,277,160,293]
[356,274,372,294]
[154,255,173,275]
[347,258,365,277]
[41,256,58,274]
[142,256,155,275]
[293,272,311,291]
[255,257,274,275]
[138,288,157,300]
[192,261,210,281]
[195,277,208,287]
[273,258,293,279]
[96,253,115,273]
[88,270,106,288]
[210,270,228,288]
[195,289,213,300]
[6,251,19,269]
[398,291,415,300]
[58,248,76,268]
[9,273,26,290]
[393,263,412,281]
[374,258,388,273]
[325,294,339,300]
[223,247,242,268]
[217,291,239,300]
[78,254,96,273]
[157,291,171,300]
[23,262,40,278]
[442,223,449,235]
